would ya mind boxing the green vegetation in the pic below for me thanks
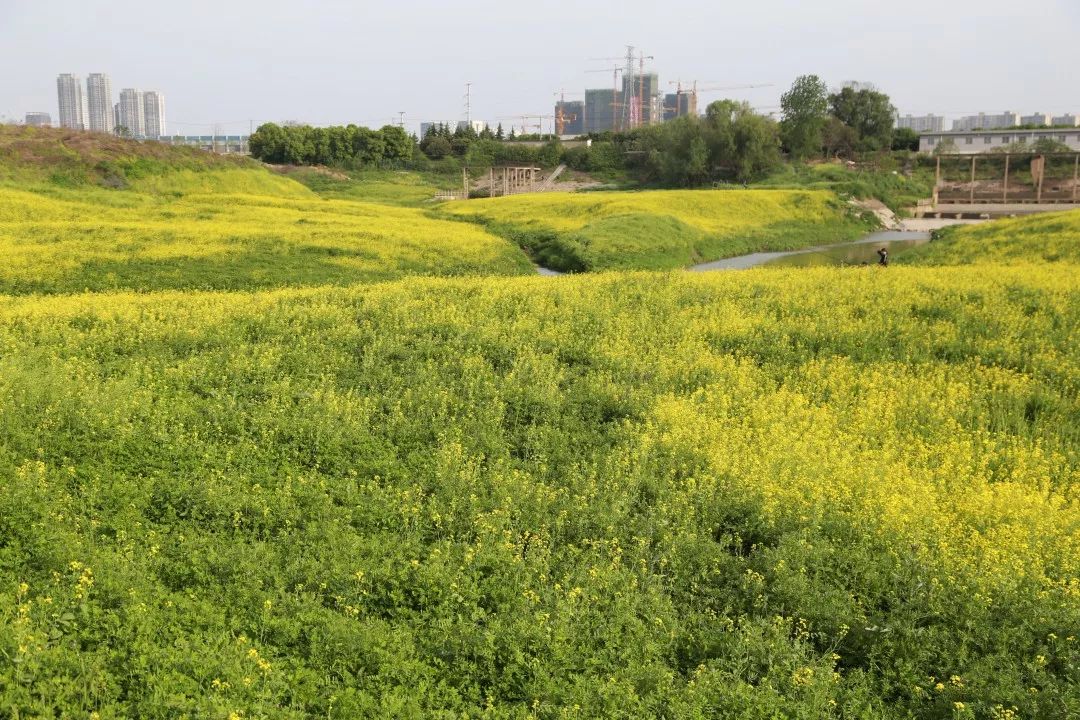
[248,123,413,167]
[905,209,1080,265]
[275,166,456,207]
[0,127,532,294]
[4,127,1080,718]
[755,162,935,214]
[3,263,1080,718]
[441,189,875,271]
[780,75,830,160]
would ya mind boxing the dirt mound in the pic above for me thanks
[0,125,250,186]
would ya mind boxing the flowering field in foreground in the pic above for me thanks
[0,172,532,293]
[440,189,873,271]
[1,266,1078,718]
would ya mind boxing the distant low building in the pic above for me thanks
[420,121,455,138]
[25,112,52,127]
[895,114,944,133]
[156,135,249,154]
[456,120,486,134]
[920,128,1080,154]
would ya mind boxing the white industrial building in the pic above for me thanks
[920,128,1080,154]
[56,74,86,130]
[86,73,114,133]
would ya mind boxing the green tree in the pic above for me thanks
[892,127,920,152]
[379,125,413,162]
[248,123,287,163]
[780,75,829,160]
[823,116,858,158]
[495,123,505,141]
[705,100,782,183]
[828,85,896,152]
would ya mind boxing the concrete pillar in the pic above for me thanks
[1003,154,1010,203]
[969,156,976,204]
[1073,154,1078,202]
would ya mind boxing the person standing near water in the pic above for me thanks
[877,247,888,266]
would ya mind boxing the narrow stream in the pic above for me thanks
[689,231,931,271]
[534,230,932,276]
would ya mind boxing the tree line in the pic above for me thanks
[248,77,927,186]
[248,123,413,166]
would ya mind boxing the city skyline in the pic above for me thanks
[2,0,1077,136]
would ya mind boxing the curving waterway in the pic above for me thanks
[533,230,933,276]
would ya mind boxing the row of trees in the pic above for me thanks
[248,123,413,166]
[780,76,903,159]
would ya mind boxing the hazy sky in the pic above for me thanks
[2,0,1077,135]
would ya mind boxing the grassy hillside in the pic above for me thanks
[755,162,936,214]
[0,127,532,292]
[904,209,1080,265]
[275,166,457,207]
[3,266,1079,718]
[441,189,875,271]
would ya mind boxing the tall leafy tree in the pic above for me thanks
[828,85,896,152]
[780,75,829,160]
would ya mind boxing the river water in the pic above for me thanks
[534,230,933,275]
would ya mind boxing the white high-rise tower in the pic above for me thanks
[56,74,86,130]
[143,91,166,139]
[117,89,146,138]
[86,73,114,133]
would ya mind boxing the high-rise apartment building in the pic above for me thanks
[56,74,86,130]
[86,73,114,133]
[1051,114,1079,127]
[1021,113,1051,127]
[951,112,1021,131]
[117,89,146,138]
[143,91,166,138]
[25,112,52,127]
[895,114,945,133]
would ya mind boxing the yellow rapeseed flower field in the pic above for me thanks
[2,261,1078,716]
[0,170,533,292]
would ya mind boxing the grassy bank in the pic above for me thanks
[903,209,1080,265]
[441,189,875,271]
[755,162,935,214]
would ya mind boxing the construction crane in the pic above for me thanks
[666,81,773,119]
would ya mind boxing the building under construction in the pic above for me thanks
[578,76,661,133]
[663,91,698,122]
[555,100,585,135]
[584,89,618,133]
